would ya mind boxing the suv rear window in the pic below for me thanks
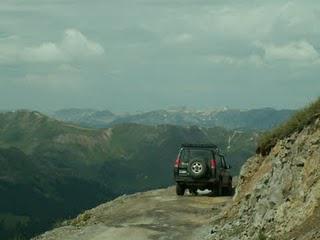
[180,149,213,162]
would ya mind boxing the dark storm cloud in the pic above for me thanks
[0,0,319,111]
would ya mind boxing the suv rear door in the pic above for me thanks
[177,148,214,177]
[218,154,231,186]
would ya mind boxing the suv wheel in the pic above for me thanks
[212,186,219,196]
[176,183,185,196]
[188,159,207,178]
[218,184,223,196]
[227,179,234,196]
[189,188,198,196]
[221,187,229,196]
[221,181,233,196]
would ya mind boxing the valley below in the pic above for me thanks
[0,105,314,240]
[33,187,232,240]
[0,110,258,239]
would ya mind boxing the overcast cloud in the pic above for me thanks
[0,0,319,112]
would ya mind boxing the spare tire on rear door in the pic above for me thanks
[188,159,207,178]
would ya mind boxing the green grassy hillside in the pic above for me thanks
[0,111,258,239]
[257,97,320,156]
[0,147,113,240]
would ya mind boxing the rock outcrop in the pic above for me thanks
[209,118,320,240]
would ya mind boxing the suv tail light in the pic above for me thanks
[174,158,181,168]
[210,159,217,169]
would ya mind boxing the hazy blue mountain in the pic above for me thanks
[52,108,116,128]
[52,108,295,130]
[212,108,295,130]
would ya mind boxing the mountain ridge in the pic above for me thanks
[50,107,295,130]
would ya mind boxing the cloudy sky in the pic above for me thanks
[0,0,319,112]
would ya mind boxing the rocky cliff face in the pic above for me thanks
[209,118,320,240]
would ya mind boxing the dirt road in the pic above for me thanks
[34,187,232,240]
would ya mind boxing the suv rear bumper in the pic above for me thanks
[175,176,219,186]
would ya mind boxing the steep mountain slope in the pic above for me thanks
[0,110,258,239]
[51,108,295,130]
[209,99,320,240]
[0,147,113,240]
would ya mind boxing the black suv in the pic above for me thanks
[173,144,232,196]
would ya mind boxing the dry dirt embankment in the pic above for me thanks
[34,187,232,240]
[208,117,320,240]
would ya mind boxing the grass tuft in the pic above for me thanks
[257,97,320,156]
[70,212,92,227]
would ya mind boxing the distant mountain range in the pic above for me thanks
[0,110,258,239]
[52,108,116,128]
[50,107,295,130]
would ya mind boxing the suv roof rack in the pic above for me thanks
[181,143,218,149]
